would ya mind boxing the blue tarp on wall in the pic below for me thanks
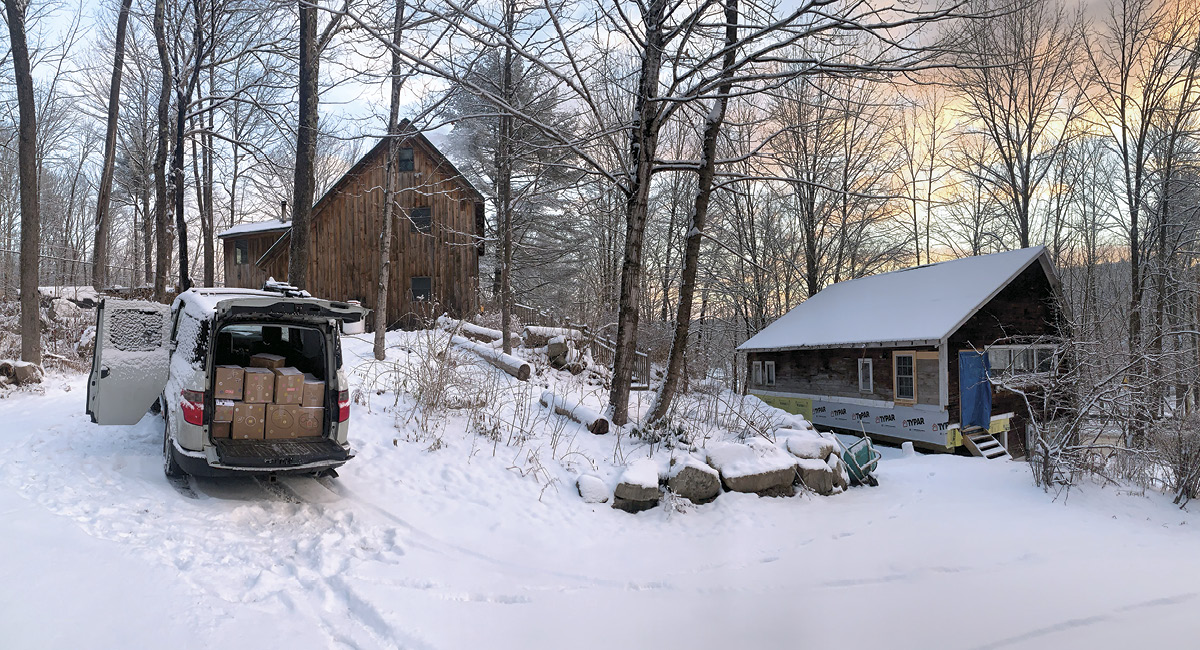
[959,351,992,430]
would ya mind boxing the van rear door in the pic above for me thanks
[86,298,173,425]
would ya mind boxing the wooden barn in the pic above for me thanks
[737,247,1066,459]
[218,124,485,327]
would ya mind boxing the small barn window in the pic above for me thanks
[894,352,915,401]
[398,146,414,171]
[410,206,432,233]
[764,361,775,386]
[752,361,763,386]
[234,239,248,264]
[986,344,1057,377]
[858,358,873,393]
[410,276,432,302]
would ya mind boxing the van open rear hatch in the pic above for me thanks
[209,437,352,468]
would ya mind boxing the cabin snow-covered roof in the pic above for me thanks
[736,246,1056,352]
[217,219,291,239]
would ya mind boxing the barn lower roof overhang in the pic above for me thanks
[738,339,943,353]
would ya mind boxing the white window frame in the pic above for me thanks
[985,344,1058,377]
[894,352,916,403]
[858,358,873,393]
[764,361,776,386]
[752,361,763,386]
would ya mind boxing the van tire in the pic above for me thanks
[163,413,185,479]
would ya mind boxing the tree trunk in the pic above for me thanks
[607,0,667,426]
[499,0,515,356]
[5,0,41,364]
[153,0,173,300]
[289,1,319,290]
[373,0,405,361]
[91,0,134,291]
[647,0,738,424]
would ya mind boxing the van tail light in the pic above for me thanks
[337,389,351,422]
[181,389,206,426]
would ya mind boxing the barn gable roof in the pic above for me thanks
[736,246,1059,352]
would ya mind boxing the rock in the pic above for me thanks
[612,459,660,512]
[1,360,43,385]
[576,474,609,504]
[797,458,836,495]
[50,297,82,321]
[668,459,721,504]
[827,454,849,492]
[706,439,797,496]
[783,429,835,460]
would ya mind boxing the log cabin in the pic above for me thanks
[218,123,485,328]
[737,247,1066,459]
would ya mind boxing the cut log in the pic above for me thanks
[540,390,609,435]
[522,326,582,347]
[437,315,521,347]
[450,335,530,381]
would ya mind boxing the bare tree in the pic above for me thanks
[373,0,405,360]
[91,0,135,291]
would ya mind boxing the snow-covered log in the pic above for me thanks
[522,326,583,347]
[539,390,609,435]
[450,335,531,381]
[437,316,520,347]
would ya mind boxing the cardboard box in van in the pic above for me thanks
[211,421,232,439]
[249,353,286,369]
[302,374,325,408]
[273,367,305,405]
[264,404,299,439]
[214,365,244,400]
[296,406,323,437]
[232,402,266,439]
[214,399,235,423]
[242,367,275,403]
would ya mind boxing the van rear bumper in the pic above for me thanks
[173,439,352,477]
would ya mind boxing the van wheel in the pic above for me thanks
[162,414,185,479]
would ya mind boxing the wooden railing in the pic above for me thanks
[513,302,652,389]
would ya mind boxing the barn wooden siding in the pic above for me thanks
[225,134,481,328]
[222,230,288,290]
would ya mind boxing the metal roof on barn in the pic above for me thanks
[736,246,1060,352]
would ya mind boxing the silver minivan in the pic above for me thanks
[86,286,367,479]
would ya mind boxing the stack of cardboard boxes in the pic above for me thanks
[211,353,326,440]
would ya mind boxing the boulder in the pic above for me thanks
[827,454,849,492]
[783,429,835,460]
[706,439,798,497]
[612,496,659,513]
[576,474,609,504]
[796,458,836,495]
[0,360,43,386]
[667,458,721,504]
[612,459,660,512]
[50,297,82,321]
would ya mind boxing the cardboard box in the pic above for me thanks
[249,353,287,369]
[301,373,325,408]
[213,399,235,423]
[265,403,300,439]
[232,402,265,439]
[272,367,305,405]
[296,406,324,437]
[214,365,244,400]
[242,367,275,403]
[211,421,232,439]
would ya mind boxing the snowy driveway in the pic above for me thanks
[3,373,1200,649]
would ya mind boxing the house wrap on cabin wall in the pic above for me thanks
[218,121,486,328]
[737,247,1066,458]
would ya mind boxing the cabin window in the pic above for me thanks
[410,206,432,233]
[858,358,873,393]
[410,276,432,302]
[894,352,915,402]
[752,361,763,386]
[986,344,1057,376]
[398,146,414,171]
[234,239,248,264]
[764,361,775,386]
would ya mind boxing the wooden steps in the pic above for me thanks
[962,428,1011,460]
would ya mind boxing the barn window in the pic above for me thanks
[858,358,873,393]
[894,352,915,402]
[986,344,1057,377]
[234,239,248,264]
[410,276,432,302]
[752,361,763,386]
[764,361,775,386]
[398,146,414,171]
[410,206,432,233]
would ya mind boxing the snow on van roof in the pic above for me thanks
[737,246,1052,352]
[172,287,283,320]
[216,219,291,238]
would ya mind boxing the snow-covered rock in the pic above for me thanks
[667,456,721,504]
[0,360,44,386]
[706,439,797,496]
[576,474,609,504]
[612,459,660,512]
[50,297,83,321]
[782,429,835,460]
[796,458,837,495]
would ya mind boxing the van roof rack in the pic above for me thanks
[260,277,312,299]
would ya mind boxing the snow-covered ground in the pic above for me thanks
[3,330,1200,649]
